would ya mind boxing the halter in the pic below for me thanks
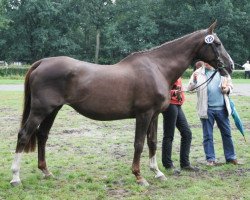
[188,35,224,92]
[204,34,225,70]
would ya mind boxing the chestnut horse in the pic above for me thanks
[11,21,234,186]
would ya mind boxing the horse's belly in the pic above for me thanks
[70,101,135,121]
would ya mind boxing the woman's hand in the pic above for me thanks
[221,79,229,94]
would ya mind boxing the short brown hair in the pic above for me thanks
[195,61,204,69]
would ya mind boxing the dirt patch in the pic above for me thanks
[112,143,127,160]
[183,168,250,180]
[55,127,98,137]
[219,168,250,178]
[107,188,131,198]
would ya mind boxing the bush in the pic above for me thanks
[182,69,245,79]
[230,70,245,79]
[0,66,245,79]
[0,66,29,77]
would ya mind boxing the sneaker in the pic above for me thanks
[226,159,243,165]
[181,165,199,172]
[206,161,215,166]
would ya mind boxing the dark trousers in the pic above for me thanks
[162,104,192,168]
[245,71,250,79]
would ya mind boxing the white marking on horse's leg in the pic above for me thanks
[10,153,22,185]
[149,155,166,180]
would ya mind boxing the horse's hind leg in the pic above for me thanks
[147,116,167,181]
[10,153,22,186]
[10,100,58,186]
[10,112,46,186]
[37,106,62,178]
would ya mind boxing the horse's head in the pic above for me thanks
[197,20,234,76]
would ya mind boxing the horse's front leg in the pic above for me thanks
[132,112,153,186]
[147,116,167,181]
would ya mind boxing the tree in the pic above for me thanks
[154,0,250,66]
[101,0,160,63]
[73,0,114,63]
[0,0,83,63]
[0,0,9,29]
[0,0,249,65]
[0,0,11,58]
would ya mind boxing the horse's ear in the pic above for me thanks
[207,20,217,34]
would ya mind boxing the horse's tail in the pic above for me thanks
[21,60,42,153]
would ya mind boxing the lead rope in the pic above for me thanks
[182,34,227,93]
[187,69,218,92]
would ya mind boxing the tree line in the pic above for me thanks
[0,0,249,68]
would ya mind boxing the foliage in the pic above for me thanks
[0,66,29,77]
[0,0,10,28]
[182,69,246,79]
[230,70,247,79]
[0,0,249,66]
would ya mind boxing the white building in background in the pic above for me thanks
[0,61,8,67]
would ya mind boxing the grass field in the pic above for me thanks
[0,79,24,84]
[0,91,249,200]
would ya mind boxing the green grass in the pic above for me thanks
[0,91,249,200]
[232,79,250,84]
[182,78,250,84]
[0,79,24,84]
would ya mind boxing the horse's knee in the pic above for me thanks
[134,142,144,153]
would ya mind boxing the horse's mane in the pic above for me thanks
[120,29,205,63]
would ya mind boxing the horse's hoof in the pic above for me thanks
[44,173,54,179]
[157,175,167,181]
[137,178,149,186]
[10,179,21,187]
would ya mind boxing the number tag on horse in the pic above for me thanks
[205,35,215,44]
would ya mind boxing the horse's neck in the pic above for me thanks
[150,31,204,84]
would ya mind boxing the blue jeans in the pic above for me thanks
[201,108,236,162]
